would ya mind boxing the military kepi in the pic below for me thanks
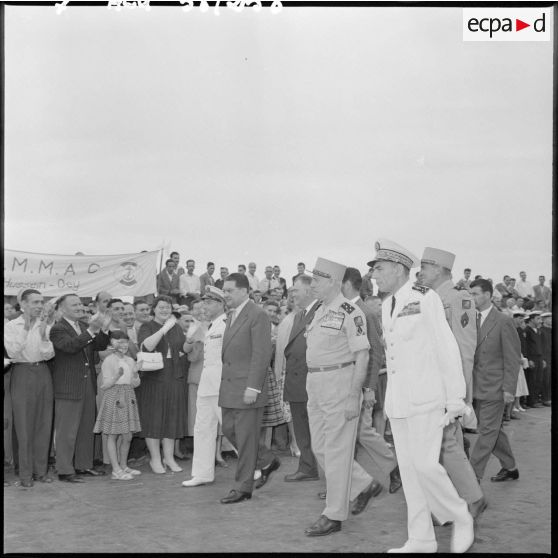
[368,239,419,269]
[421,247,456,271]
[311,257,347,282]
[201,285,226,303]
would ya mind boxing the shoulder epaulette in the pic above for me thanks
[341,302,355,314]
[412,284,430,295]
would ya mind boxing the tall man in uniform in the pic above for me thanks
[341,268,401,511]
[50,294,110,482]
[468,279,521,483]
[370,239,474,553]
[283,275,320,482]
[182,286,228,487]
[303,258,373,537]
[219,273,279,503]
[418,248,486,519]
[4,289,56,487]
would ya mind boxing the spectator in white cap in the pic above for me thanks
[370,239,474,553]
[303,257,373,537]
[418,247,485,520]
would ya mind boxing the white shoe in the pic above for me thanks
[387,540,437,553]
[112,469,134,481]
[450,512,474,553]
[182,477,212,487]
[124,467,141,476]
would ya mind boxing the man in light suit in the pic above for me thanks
[370,239,474,553]
[469,279,521,483]
[50,294,110,483]
[283,275,320,482]
[156,259,181,304]
[219,273,279,504]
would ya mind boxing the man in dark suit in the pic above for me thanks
[283,275,320,482]
[469,279,521,483]
[156,259,181,304]
[50,294,110,482]
[524,311,545,407]
[219,273,279,503]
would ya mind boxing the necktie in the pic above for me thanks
[476,312,482,344]
[208,322,212,331]
[390,296,396,317]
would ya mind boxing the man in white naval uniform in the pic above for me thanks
[182,286,228,487]
[370,239,474,554]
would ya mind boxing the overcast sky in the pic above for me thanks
[4,4,553,283]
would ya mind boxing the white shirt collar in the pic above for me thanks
[234,297,250,316]
[350,295,360,304]
[478,305,493,326]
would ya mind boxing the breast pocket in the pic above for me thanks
[397,314,421,340]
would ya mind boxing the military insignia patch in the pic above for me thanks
[397,301,421,317]
[354,315,365,335]
[462,300,471,309]
[461,313,469,328]
[412,284,430,295]
[320,310,345,330]
[341,302,355,314]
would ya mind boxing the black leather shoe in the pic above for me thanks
[58,474,84,483]
[284,471,319,482]
[221,450,238,459]
[255,457,281,489]
[469,496,488,520]
[304,515,341,537]
[389,466,402,494]
[351,480,382,515]
[75,468,106,477]
[490,468,518,482]
[317,491,327,499]
[220,489,252,504]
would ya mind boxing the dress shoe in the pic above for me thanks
[351,480,383,515]
[162,459,183,473]
[284,471,319,482]
[215,458,229,468]
[490,468,519,482]
[387,540,437,553]
[220,489,252,504]
[510,412,520,419]
[32,474,53,483]
[221,450,238,459]
[450,512,474,553]
[255,457,280,489]
[58,474,84,483]
[304,515,341,537]
[19,479,34,488]
[182,477,213,487]
[149,460,166,474]
[75,468,106,477]
[389,466,402,494]
[469,496,488,520]
[317,490,327,499]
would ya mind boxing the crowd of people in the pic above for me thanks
[3,249,552,552]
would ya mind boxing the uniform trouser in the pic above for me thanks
[221,406,274,494]
[390,410,470,544]
[54,378,96,475]
[188,383,198,437]
[288,401,318,477]
[191,394,221,481]
[351,403,396,498]
[307,368,371,521]
[440,421,483,505]
[526,360,543,405]
[10,363,53,481]
[469,399,515,481]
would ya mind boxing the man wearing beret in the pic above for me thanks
[303,257,373,537]
[418,248,486,519]
[371,239,474,553]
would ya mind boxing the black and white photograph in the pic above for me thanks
[3,1,553,553]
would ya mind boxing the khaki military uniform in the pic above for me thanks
[305,293,371,521]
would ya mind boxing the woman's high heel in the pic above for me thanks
[149,460,166,474]
[162,459,183,473]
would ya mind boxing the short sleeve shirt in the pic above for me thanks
[306,293,370,368]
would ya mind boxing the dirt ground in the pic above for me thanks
[3,406,551,553]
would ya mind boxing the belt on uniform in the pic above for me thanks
[12,361,48,366]
[307,361,354,373]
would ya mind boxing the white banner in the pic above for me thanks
[4,250,160,298]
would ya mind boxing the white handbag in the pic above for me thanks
[137,343,164,372]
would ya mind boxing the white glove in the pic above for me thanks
[161,315,177,333]
[439,400,468,428]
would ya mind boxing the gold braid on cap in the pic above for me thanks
[376,249,413,269]
[312,269,331,279]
